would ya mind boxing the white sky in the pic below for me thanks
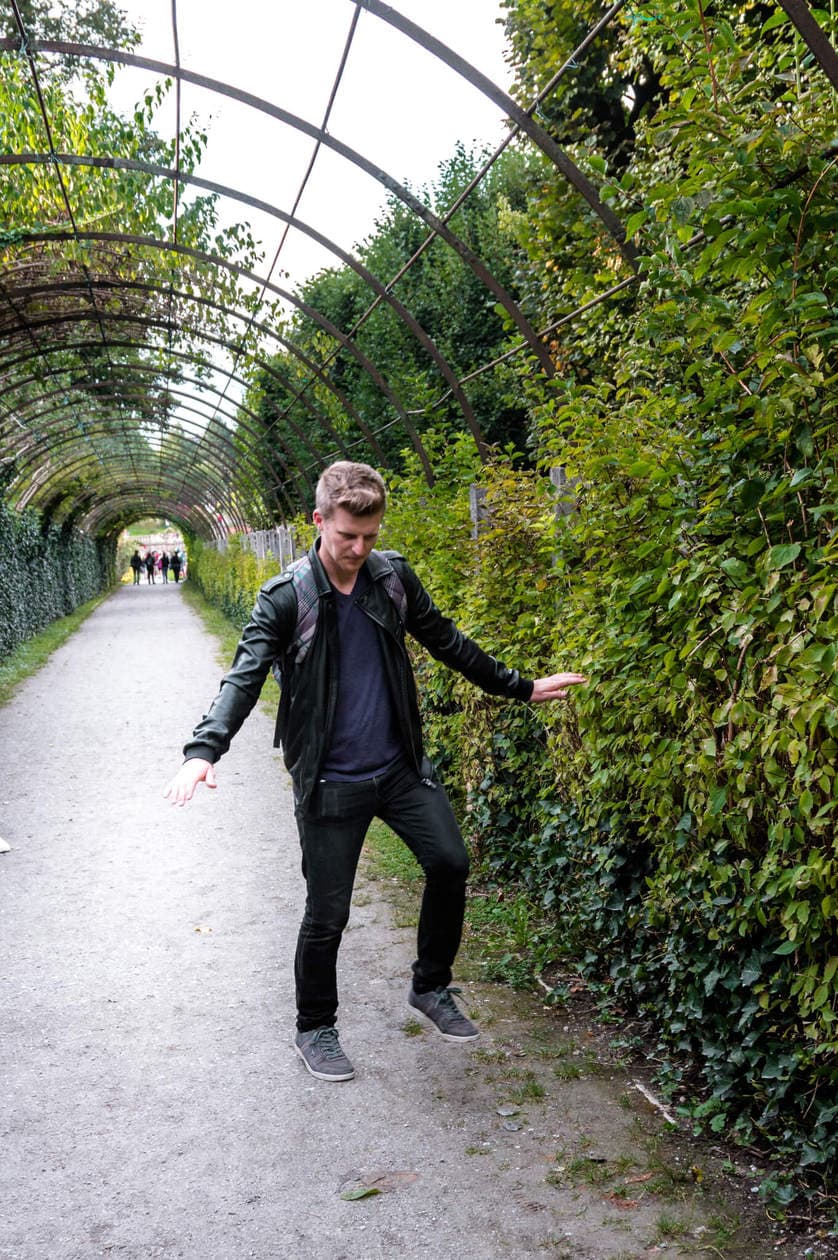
[106,0,514,287]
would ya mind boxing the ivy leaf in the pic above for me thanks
[766,544,801,569]
[720,557,748,582]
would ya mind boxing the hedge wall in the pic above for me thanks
[184,438,836,1187]
[0,499,116,659]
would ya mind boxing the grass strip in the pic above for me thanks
[0,590,113,708]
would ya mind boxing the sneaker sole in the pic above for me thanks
[294,1042,355,1082]
[407,1000,480,1043]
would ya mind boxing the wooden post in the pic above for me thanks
[469,484,489,538]
[550,466,579,518]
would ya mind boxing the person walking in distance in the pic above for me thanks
[164,461,586,1082]
[170,550,182,583]
[144,551,155,584]
[130,549,142,584]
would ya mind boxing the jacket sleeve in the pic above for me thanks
[183,578,296,763]
[396,558,533,701]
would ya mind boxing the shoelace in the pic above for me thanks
[436,986,466,1014]
[312,1027,345,1058]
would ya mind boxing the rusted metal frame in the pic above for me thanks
[0,162,473,456]
[327,1,631,385]
[0,303,381,495]
[407,276,640,414]
[0,273,342,472]
[4,15,142,487]
[775,0,838,92]
[352,0,637,269]
[0,330,353,476]
[80,490,221,538]
[5,378,306,508]
[0,41,549,374]
[2,358,304,482]
[209,4,362,428]
[13,449,245,533]
[0,301,365,496]
[10,424,261,528]
[4,229,400,468]
[5,389,302,521]
[59,474,228,538]
[16,227,436,482]
[13,439,240,522]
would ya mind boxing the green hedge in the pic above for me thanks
[186,438,836,1183]
[0,500,115,660]
[384,437,837,1189]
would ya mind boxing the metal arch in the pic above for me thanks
[0,153,548,414]
[81,494,217,539]
[0,335,318,497]
[0,307,385,502]
[352,0,637,268]
[776,0,838,92]
[0,40,562,365]
[14,228,439,480]
[5,383,310,512]
[0,264,392,471]
[77,484,223,538]
[10,421,250,513]
[1,381,296,517]
[0,334,354,473]
[11,430,257,530]
[5,391,302,519]
[0,272,366,467]
[1,361,320,497]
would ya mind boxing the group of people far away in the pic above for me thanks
[129,548,184,585]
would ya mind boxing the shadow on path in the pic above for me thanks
[0,585,802,1259]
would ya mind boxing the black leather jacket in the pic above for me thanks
[184,542,533,813]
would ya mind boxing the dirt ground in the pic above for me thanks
[0,583,832,1259]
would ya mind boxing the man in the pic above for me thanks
[164,461,586,1083]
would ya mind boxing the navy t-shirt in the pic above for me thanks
[321,568,404,780]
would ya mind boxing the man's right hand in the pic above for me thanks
[163,758,217,806]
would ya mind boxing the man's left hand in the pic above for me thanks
[529,672,588,702]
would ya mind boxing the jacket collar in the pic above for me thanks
[309,539,394,594]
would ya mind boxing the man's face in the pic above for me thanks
[313,505,383,582]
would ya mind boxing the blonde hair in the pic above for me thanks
[315,461,386,519]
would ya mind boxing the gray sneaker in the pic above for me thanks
[295,1026,355,1081]
[408,985,480,1042]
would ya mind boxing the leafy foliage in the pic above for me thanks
[0,495,114,659]
[237,146,542,505]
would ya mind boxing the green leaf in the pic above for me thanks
[720,557,748,583]
[766,544,801,569]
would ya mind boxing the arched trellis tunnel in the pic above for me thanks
[1,0,836,542]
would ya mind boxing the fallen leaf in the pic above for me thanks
[625,1172,656,1185]
[606,1194,639,1210]
[338,1170,419,1199]
[496,1104,520,1117]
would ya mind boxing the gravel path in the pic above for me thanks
[0,583,803,1259]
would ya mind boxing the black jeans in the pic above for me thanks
[293,757,469,1032]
